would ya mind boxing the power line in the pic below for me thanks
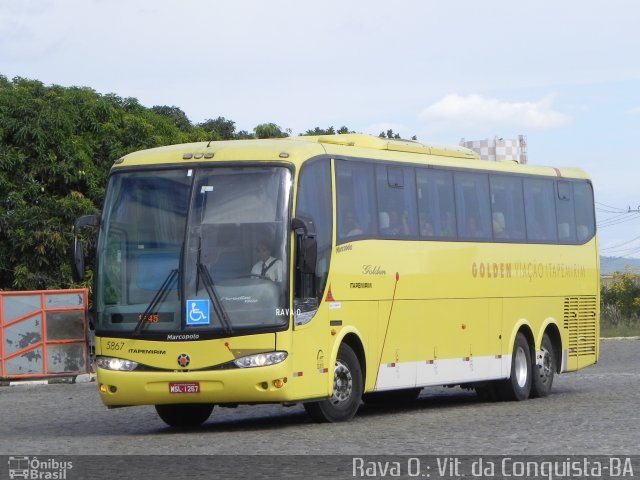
[594,202,640,259]
[597,201,640,228]
[597,211,635,223]
[595,201,627,213]
[603,245,640,258]
[597,212,640,228]
[600,232,640,252]
[602,243,640,256]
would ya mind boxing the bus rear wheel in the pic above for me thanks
[531,333,556,398]
[304,343,363,422]
[155,404,214,428]
[498,332,532,401]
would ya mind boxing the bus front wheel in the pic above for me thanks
[155,404,214,428]
[304,343,363,422]
[498,332,532,401]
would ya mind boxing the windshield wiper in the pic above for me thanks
[197,263,233,335]
[133,269,178,336]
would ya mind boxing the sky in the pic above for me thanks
[2,0,640,260]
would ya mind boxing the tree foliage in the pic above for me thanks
[379,129,401,139]
[151,105,192,132]
[378,129,418,141]
[254,123,290,139]
[0,76,359,291]
[0,76,204,290]
[198,116,237,140]
[303,126,354,136]
[601,271,640,318]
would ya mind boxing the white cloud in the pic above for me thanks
[419,94,571,133]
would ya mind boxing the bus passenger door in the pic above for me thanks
[288,157,334,400]
[289,304,332,400]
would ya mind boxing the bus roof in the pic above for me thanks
[113,134,591,180]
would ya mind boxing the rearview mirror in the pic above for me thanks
[71,237,86,282]
[292,217,317,275]
[71,214,98,282]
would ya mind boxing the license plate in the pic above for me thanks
[169,382,200,394]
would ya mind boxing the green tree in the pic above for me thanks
[254,123,290,139]
[302,126,355,136]
[0,76,199,290]
[0,75,383,291]
[304,126,335,136]
[235,130,255,139]
[378,129,418,141]
[151,105,192,132]
[601,271,640,318]
[379,129,401,139]
[198,116,237,140]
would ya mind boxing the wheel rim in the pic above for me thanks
[538,347,552,383]
[514,346,528,388]
[330,359,353,405]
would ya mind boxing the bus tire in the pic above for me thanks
[155,404,214,428]
[304,343,363,422]
[498,332,532,401]
[530,333,555,398]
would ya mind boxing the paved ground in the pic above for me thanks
[0,339,638,456]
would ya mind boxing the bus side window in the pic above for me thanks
[455,172,492,241]
[556,181,576,243]
[336,161,377,241]
[489,175,525,241]
[375,166,418,238]
[524,178,557,242]
[573,181,596,243]
[416,169,456,239]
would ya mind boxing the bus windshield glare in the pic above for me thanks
[95,166,291,337]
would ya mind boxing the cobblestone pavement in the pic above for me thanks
[0,339,638,456]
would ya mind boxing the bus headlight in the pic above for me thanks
[233,351,288,368]
[96,356,139,371]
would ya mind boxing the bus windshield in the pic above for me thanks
[95,166,291,337]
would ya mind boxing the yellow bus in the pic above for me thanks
[72,134,599,427]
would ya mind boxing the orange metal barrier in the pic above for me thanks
[0,289,89,379]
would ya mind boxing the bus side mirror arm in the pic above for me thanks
[292,217,317,275]
[71,214,99,282]
[74,214,99,233]
[292,217,316,238]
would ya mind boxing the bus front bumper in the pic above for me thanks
[97,362,296,406]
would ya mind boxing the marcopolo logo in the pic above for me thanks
[8,456,72,479]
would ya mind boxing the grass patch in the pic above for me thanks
[600,304,640,337]
[600,324,640,338]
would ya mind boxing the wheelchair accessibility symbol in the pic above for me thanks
[186,299,210,325]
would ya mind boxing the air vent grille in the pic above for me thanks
[564,296,598,357]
